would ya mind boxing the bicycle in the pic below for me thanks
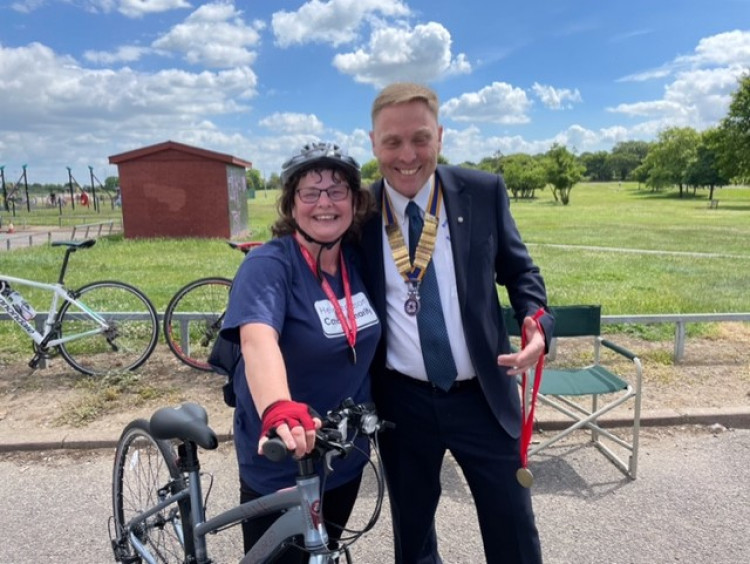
[109,398,389,563]
[163,241,262,371]
[0,239,159,376]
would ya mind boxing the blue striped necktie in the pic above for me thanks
[406,201,457,391]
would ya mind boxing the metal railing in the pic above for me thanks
[601,313,750,363]
[0,220,122,251]
[2,311,749,364]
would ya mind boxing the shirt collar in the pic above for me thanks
[383,175,434,221]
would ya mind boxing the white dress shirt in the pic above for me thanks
[381,176,475,381]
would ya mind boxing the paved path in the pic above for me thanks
[526,242,750,261]
[0,427,748,563]
[0,223,121,251]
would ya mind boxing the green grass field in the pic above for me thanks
[2,182,749,358]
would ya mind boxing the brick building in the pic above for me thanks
[109,140,252,239]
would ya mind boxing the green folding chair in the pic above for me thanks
[504,305,643,479]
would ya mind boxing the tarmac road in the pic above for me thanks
[0,426,748,563]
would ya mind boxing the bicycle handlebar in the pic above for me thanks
[262,398,390,463]
[227,240,263,255]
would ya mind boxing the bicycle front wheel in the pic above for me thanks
[112,419,193,564]
[58,280,159,376]
[163,277,232,371]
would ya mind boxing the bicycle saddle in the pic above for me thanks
[150,402,219,450]
[51,239,96,249]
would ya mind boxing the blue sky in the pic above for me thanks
[1,0,749,184]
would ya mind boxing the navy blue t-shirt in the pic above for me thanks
[221,236,381,494]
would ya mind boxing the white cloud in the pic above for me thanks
[617,67,672,83]
[118,0,192,19]
[272,0,410,48]
[440,82,531,125]
[619,29,750,83]
[10,0,46,14]
[84,45,150,64]
[333,22,471,87]
[675,29,750,67]
[259,112,325,134]
[151,2,262,68]
[0,41,257,180]
[609,65,744,129]
[531,82,582,110]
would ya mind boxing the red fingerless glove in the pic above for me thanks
[260,400,317,438]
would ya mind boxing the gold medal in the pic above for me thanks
[516,467,534,488]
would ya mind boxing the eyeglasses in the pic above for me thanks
[296,185,350,204]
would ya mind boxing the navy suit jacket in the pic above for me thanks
[359,165,554,438]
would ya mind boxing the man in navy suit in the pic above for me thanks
[359,82,554,563]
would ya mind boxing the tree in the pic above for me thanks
[579,151,613,181]
[246,169,264,192]
[684,128,730,200]
[477,151,503,174]
[609,140,650,180]
[643,127,700,196]
[360,159,381,186]
[501,154,547,199]
[718,73,750,183]
[105,176,119,191]
[266,172,282,191]
[544,144,585,205]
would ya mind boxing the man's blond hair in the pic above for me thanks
[371,82,439,124]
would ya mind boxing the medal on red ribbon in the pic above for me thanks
[517,308,546,488]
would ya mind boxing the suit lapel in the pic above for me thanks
[437,167,471,313]
[363,180,388,324]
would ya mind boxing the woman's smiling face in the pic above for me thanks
[292,168,354,246]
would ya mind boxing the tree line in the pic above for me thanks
[18,75,748,209]
[268,73,748,205]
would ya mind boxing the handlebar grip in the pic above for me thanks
[262,437,289,462]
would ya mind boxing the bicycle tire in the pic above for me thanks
[57,280,159,376]
[112,419,193,564]
[163,277,232,371]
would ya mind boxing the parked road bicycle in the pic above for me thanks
[0,239,159,375]
[163,241,262,371]
[110,398,389,564]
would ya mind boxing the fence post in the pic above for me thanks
[674,321,686,364]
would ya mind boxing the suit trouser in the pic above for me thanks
[375,370,543,564]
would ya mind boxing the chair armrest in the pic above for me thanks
[599,338,639,361]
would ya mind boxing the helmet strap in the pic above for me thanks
[293,222,343,280]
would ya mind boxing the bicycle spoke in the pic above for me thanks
[112,421,190,564]
[163,278,231,371]
[58,281,159,375]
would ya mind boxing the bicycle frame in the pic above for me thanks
[123,454,334,564]
[0,273,110,348]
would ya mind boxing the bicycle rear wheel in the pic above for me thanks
[58,280,159,376]
[112,419,193,564]
[163,277,232,371]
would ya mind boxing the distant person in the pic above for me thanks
[220,142,381,561]
[359,82,554,563]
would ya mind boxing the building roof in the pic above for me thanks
[108,140,252,168]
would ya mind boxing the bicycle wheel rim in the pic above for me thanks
[112,420,191,564]
[58,281,159,376]
[163,277,232,371]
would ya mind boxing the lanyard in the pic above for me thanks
[517,308,546,488]
[298,243,358,364]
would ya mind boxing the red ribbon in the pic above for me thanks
[519,308,546,469]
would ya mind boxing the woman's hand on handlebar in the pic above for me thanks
[258,400,321,459]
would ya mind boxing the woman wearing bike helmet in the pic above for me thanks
[220,142,381,560]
